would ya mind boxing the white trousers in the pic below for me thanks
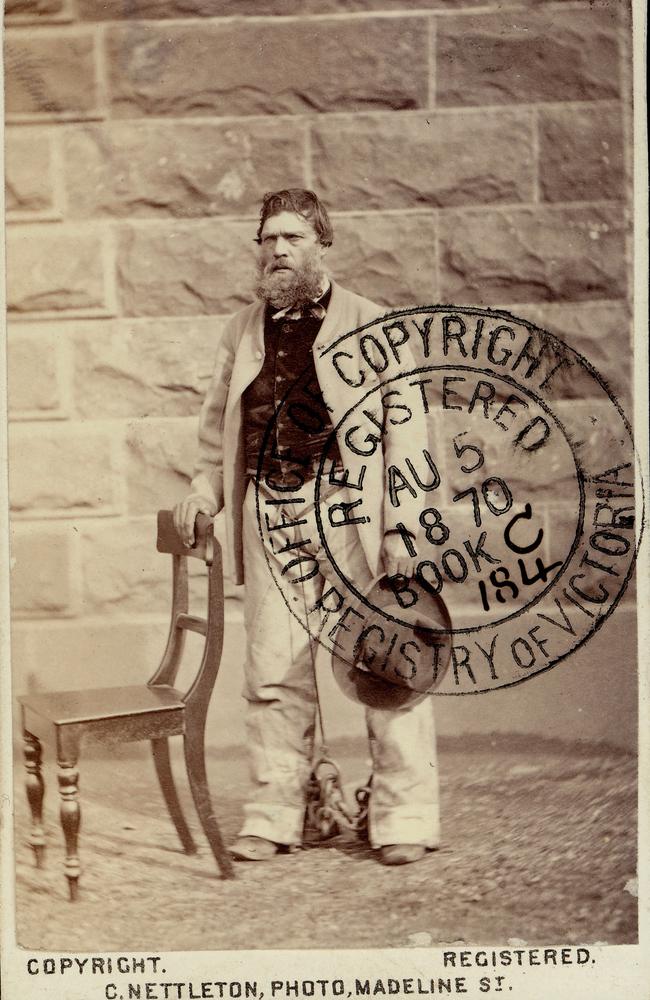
[238,479,440,849]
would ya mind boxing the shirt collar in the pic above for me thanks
[271,278,331,322]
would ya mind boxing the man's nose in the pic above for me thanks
[273,237,290,256]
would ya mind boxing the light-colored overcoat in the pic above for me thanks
[190,280,426,584]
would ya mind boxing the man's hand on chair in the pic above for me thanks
[173,494,221,548]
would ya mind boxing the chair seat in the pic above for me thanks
[19,684,184,727]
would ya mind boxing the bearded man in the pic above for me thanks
[173,189,440,865]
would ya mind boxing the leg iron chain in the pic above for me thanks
[305,755,371,841]
[298,575,371,844]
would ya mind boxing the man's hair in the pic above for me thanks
[255,189,334,247]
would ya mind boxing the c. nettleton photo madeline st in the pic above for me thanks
[24,948,597,999]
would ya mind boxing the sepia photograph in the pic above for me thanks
[1,0,647,997]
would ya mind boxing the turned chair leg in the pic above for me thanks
[183,725,234,880]
[57,761,81,901]
[151,738,197,855]
[23,732,46,868]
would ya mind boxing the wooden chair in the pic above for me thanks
[19,510,235,900]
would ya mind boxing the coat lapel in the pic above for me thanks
[226,302,266,412]
[313,280,349,355]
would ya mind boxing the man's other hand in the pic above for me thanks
[173,494,221,548]
[381,531,418,580]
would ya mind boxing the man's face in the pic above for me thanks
[256,210,328,308]
[259,210,326,273]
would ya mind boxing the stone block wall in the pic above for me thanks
[5,0,635,741]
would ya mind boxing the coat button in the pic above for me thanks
[254,350,263,360]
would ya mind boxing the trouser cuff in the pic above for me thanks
[369,805,440,849]
[239,803,305,846]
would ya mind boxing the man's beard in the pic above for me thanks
[255,251,325,309]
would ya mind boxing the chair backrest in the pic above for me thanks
[149,512,225,718]
[156,510,214,562]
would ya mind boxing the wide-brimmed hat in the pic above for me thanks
[331,576,453,708]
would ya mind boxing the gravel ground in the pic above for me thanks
[12,735,637,951]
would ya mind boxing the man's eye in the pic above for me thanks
[289,235,302,243]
